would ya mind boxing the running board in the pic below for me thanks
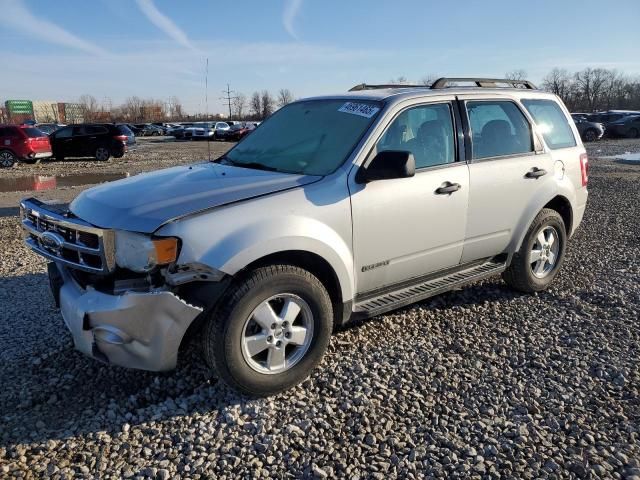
[353,259,507,319]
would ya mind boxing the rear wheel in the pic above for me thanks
[95,146,111,161]
[203,265,333,397]
[503,208,566,293]
[0,150,16,168]
[583,129,598,142]
[628,128,639,139]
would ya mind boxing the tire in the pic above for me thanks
[95,146,111,161]
[203,265,333,397]
[502,208,567,293]
[0,150,16,168]
[628,128,639,139]
[583,129,598,142]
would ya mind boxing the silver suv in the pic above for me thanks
[21,78,589,396]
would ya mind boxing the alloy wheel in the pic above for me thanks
[530,226,560,278]
[95,147,109,161]
[0,151,15,168]
[241,294,314,374]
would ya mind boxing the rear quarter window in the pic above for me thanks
[522,99,577,149]
[23,128,46,138]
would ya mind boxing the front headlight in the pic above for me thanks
[115,231,179,272]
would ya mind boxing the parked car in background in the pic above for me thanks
[49,123,135,161]
[167,123,191,138]
[35,123,65,135]
[587,110,640,134]
[571,115,605,142]
[606,115,640,138]
[133,124,164,136]
[0,125,52,167]
[184,122,230,140]
[218,122,256,141]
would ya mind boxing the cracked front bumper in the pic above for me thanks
[53,264,203,371]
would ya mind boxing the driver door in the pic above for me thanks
[350,99,470,294]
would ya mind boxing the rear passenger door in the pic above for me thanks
[458,96,555,263]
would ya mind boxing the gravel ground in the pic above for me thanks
[0,139,639,479]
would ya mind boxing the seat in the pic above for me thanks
[404,120,449,168]
[478,119,514,157]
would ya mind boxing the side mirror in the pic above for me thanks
[357,150,415,183]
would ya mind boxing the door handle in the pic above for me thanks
[435,182,461,195]
[525,167,547,179]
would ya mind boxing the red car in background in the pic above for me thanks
[218,122,257,141]
[0,125,52,167]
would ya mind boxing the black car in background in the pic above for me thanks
[35,123,65,135]
[606,115,640,138]
[587,110,640,135]
[49,124,135,161]
[571,114,605,142]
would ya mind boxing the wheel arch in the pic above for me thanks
[511,192,575,253]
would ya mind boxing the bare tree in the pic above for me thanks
[78,94,98,122]
[421,74,440,86]
[277,88,294,107]
[542,68,572,98]
[261,90,274,118]
[388,76,409,84]
[574,68,610,111]
[250,92,262,118]
[232,93,247,120]
[505,70,527,81]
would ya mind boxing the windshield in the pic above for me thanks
[223,99,382,175]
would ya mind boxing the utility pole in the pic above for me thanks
[220,84,238,120]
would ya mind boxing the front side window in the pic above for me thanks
[376,103,455,169]
[467,100,533,159]
[522,99,577,149]
[55,127,72,138]
[224,99,381,175]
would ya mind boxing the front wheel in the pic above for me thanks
[0,150,16,168]
[628,128,639,139]
[502,208,567,293]
[203,265,333,397]
[95,146,111,161]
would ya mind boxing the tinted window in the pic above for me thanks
[225,99,381,175]
[72,126,86,136]
[522,99,577,149]
[117,125,133,135]
[376,103,455,169]
[55,127,73,138]
[23,128,46,138]
[467,101,533,159]
[85,125,108,134]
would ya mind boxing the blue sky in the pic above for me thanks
[1,0,639,114]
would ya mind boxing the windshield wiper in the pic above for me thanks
[217,156,281,172]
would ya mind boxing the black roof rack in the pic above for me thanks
[430,77,537,89]
[348,83,429,92]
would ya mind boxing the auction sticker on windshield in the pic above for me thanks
[338,102,380,118]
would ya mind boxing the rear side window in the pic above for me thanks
[85,125,108,134]
[55,127,73,138]
[23,128,46,138]
[467,101,533,159]
[117,125,133,136]
[522,99,577,149]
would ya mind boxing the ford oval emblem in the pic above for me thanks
[41,231,65,254]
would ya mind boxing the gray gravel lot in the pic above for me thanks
[0,139,639,478]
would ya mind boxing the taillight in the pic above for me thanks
[113,135,128,142]
[579,153,588,186]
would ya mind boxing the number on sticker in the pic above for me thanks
[338,102,380,118]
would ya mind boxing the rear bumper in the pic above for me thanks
[53,264,203,371]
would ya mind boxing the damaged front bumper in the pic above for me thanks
[53,264,203,371]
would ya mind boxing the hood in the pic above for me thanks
[70,162,320,233]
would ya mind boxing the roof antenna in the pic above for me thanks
[205,57,211,162]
